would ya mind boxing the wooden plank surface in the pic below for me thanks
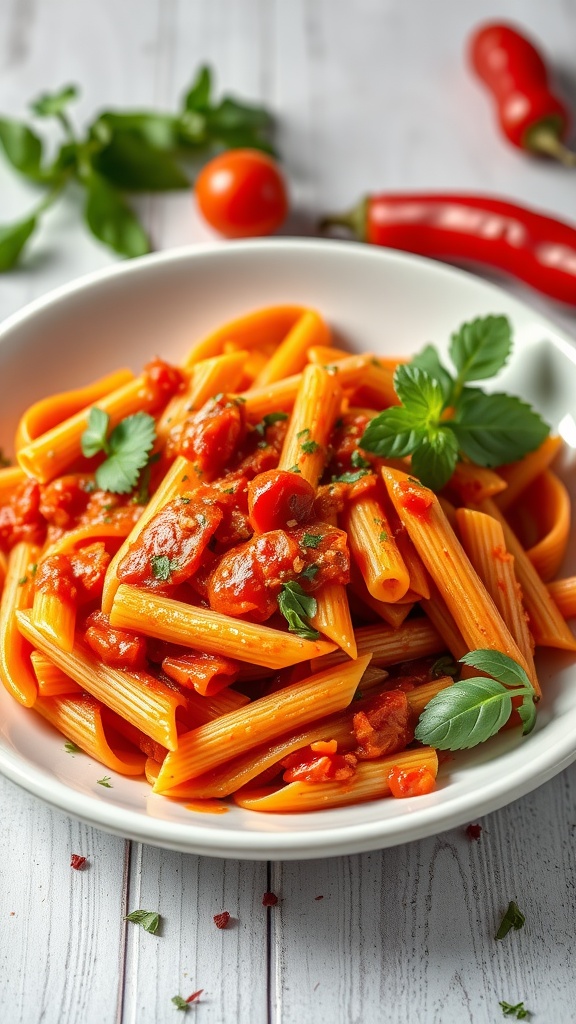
[1,0,576,1022]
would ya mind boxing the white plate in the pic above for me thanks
[1,239,576,860]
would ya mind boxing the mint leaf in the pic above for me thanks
[360,407,427,458]
[0,216,37,272]
[449,315,512,383]
[393,364,445,421]
[81,407,111,458]
[124,909,161,934]
[495,901,525,940]
[30,84,79,118]
[415,677,513,750]
[449,391,549,467]
[411,344,454,402]
[410,429,458,491]
[84,174,150,258]
[277,581,319,640]
[0,118,43,180]
[94,412,156,494]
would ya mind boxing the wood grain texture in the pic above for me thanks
[1,0,576,1022]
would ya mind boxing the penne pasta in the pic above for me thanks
[31,589,76,654]
[495,435,563,512]
[0,542,40,707]
[182,306,305,371]
[35,691,146,775]
[253,309,330,386]
[342,494,410,603]
[278,363,342,485]
[239,353,372,422]
[155,350,247,447]
[31,651,82,696]
[547,577,576,619]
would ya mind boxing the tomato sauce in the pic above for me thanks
[352,689,411,759]
[166,394,246,473]
[84,610,148,670]
[282,744,357,783]
[117,496,222,587]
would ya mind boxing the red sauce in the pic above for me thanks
[288,522,350,588]
[117,497,222,587]
[352,689,411,760]
[84,610,148,670]
[388,765,436,798]
[166,394,246,473]
[0,479,45,550]
[282,744,357,783]
[328,411,371,477]
[207,529,301,619]
[36,543,110,606]
[400,485,434,522]
[143,357,185,408]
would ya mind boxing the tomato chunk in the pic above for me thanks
[289,521,350,588]
[166,394,246,474]
[143,357,185,408]
[0,479,45,550]
[207,529,301,619]
[282,744,357,783]
[84,610,148,670]
[248,470,315,533]
[117,497,222,587]
[353,689,411,760]
[35,542,111,605]
[388,765,436,798]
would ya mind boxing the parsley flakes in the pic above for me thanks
[151,555,179,581]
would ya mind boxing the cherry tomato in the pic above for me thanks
[195,149,288,238]
[247,470,315,533]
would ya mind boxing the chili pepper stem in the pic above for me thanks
[318,197,368,240]
[526,125,576,166]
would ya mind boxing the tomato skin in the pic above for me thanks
[195,149,288,238]
[248,470,315,533]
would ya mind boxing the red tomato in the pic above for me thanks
[248,470,315,533]
[195,150,288,238]
[388,765,436,799]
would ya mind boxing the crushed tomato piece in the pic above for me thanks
[186,990,203,1003]
[70,854,87,870]
[262,891,279,907]
[352,689,412,760]
[143,357,185,408]
[0,478,45,550]
[388,765,436,798]
[213,911,231,929]
[282,745,357,784]
[166,393,246,473]
[84,610,148,670]
[465,823,483,841]
[117,497,222,587]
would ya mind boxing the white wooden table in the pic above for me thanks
[1,2,576,1021]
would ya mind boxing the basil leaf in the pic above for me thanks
[0,118,44,180]
[393,364,445,421]
[410,429,459,491]
[277,581,319,640]
[84,174,150,258]
[411,344,454,402]
[459,649,532,690]
[414,677,513,750]
[124,909,161,934]
[90,112,180,152]
[92,131,189,191]
[449,315,512,383]
[449,391,550,467]
[184,66,212,111]
[208,96,273,132]
[30,84,79,118]
[517,695,537,736]
[495,900,525,940]
[361,408,426,458]
[0,215,37,272]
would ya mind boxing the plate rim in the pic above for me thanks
[1,237,576,860]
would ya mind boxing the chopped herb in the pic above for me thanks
[30,563,38,576]
[323,365,338,375]
[287,464,301,474]
[212,392,224,402]
[236,395,247,403]
[301,439,320,454]
[70,854,87,870]
[499,1001,530,1019]
[182,474,189,482]
[97,776,113,788]
[351,448,370,469]
[371,357,382,367]
[17,576,28,586]
[257,440,268,449]
[82,480,97,493]
[103,502,115,511]
[430,655,460,679]
[172,995,189,1011]
[222,487,234,495]
[415,650,537,751]
[64,740,80,754]
[213,911,231,929]
[254,411,289,437]
[151,554,179,581]
[277,581,319,640]
[301,533,322,549]
[495,901,526,940]
[331,469,369,483]
[125,909,161,934]
[352,690,364,701]
[379,530,389,542]
[180,496,191,504]
[81,407,156,494]
[103,516,112,524]
[300,563,320,581]
[296,427,310,439]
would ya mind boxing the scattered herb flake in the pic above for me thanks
[254,411,289,437]
[172,995,189,1011]
[64,740,80,754]
[296,428,310,439]
[301,439,320,454]
[17,576,28,586]
[379,530,389,542]
[151,554,179,581]
[351,448,370,469]
[301,533,322,549]
[287,464,301,474]
[97,776,113,788]
[277,581,319,640]
[331,469,369,483]
[499,1001,530,1019]
[495,901,525,940]
[300,563,320,581]
[125,909,161,934]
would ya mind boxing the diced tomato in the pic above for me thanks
[207,529,301,619]
[388,765,436,798]
[230,418,288,479]
[35,555,77,602]
[68,543,111,601]
[40,476,93,529]
[143,357,185,407]
[84,610,148,670]
[162,651,239,695]
[117,497,222,587]
[282,744,357,783]
[313,482,348,521]
[289,521,350,588]
[0,479,45,550]
[248,470,315,533]
[353,689,411,760]
[399,481,434,522]
[166,394,246,474]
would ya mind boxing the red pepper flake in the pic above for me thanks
[70,854,87,870]
[262,891,279,907]
[213,911,231,929]
[466,823,483,841]
[314,895,324,901]
[186,990,203,1003]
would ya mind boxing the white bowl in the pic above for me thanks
[1,239,575,860]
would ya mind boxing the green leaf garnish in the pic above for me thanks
[331,469,370,483]
[254,411,288,437]
[351,448,370,469]
[64,740,81,754]
[151,555,179,582]
[277,581,319,640]
[0,216,38,272]
[124,909,161,934]
[495,900,525,940]
[97,776,113,788]
[415,650,536,751]
[84,173,150,258]
[81,408,156,494]
[301,533,322,549]
[300,563,319,581]
[301,439,320,454]
[0,118,44,180]
[30,84,79,119]
[499,1000,530,1019]
[360,315,550,490]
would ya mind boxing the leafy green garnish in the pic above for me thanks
[64,740,81,754]
[495,901,526,940]
[254,411,288,437]
[331,469,370,483]
[151,555,179,582]
[301,533,322,549]
[361,316,549,491]
[81,407,156,494]
[351,448,370,469]
[97,776,113,788]
[0,69,275,270]
[414,650,537,751]
[499,1000,529,1019]
[301,439,320,454]
[300,563,320,581]
[124,909,161,934]
[277,581,319,640]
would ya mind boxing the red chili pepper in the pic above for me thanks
[320,193,576,306]
[469,22,575,165]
